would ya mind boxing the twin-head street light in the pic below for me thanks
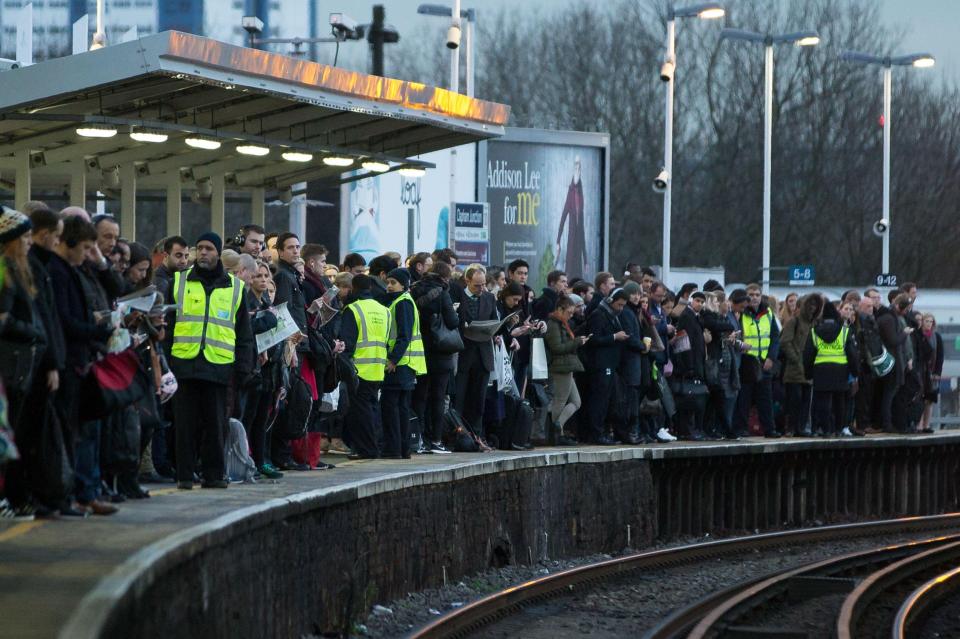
[658,2,725,287]
[840,51,935,276]
[720,28,819,293]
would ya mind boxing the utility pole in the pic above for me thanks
[370,5,385,76]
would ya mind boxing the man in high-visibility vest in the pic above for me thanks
[735,283,782,438]
[378,267,426,458]
[165,232,253,489]
[340,274,391,459]
[803,301,859,437]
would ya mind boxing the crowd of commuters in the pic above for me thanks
[0,201,946,520]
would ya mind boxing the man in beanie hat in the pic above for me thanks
[164,231,253,489]
[378,267,424,458]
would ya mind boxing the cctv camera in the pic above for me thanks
[652,169,670,194]
[0,57,20,71]
[873,218,890,237]
[446,23,461,50]
[660,60,675,83]
[330,12,362,40]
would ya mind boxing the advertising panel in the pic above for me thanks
[340,145,476,262]
[480,129,609,291]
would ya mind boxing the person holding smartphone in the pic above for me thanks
[545,296,588,446]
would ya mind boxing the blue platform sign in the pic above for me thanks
[789,265,815,286]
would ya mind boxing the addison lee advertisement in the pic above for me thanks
[482,131,607,290]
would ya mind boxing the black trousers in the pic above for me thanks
[173,381,227,483]
[345,379,380,458]
[381,388,411,458]
[856,374,876,430]
[785,383,812,434]
[813,390,847,435]
[454,359,490,438]
[878,372,899,431]
[412,370,452,444]
[583,369,613,443]
[241,387,272,467]
[735,377,775,435]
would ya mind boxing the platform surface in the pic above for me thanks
[2,432,958,639]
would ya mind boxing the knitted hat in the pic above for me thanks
[0,207,32,244]
[567,293,584,307]
[386,267,411,289]
[610,287,630,303]
[703,279,723,292]
[622,280,642,298]
[195,231,222,254]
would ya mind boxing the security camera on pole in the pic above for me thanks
[657,3,724,288]
[720,27,820,293]
[840,50,935,277]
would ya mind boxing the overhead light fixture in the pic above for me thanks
[236,143,270,156]
[796,35,820,47]
[399,166,426,178]
[185,135,221,150]
[912,56,935,68]
[322,155,354,167]
[76,123,118,138]
[698,7,725,19]
[130,128,169,143]
[281,150,313,162]
[362,160,390,173]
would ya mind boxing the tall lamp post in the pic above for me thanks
[658,2,725,288]
[720,28,819,292]
[840,51,935,275]
[417,4,477,97]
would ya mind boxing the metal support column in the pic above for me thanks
[210,174,226,238]
[14,149,31,210]
[251,187,266,227]
[165,173,181,236]
[119,162,136,240]
[69,163,86,207]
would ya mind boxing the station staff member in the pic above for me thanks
[340,274,391,459]
[167,232,253,489]
[803,301,859,437]
[379,268,426,458]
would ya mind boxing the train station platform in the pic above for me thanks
[2,432,959,639]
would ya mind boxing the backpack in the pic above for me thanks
[442,407,480,452]
[499,393,534,449]
[274,368,313,440]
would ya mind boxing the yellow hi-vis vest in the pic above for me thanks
[813,325,849,366]
[742,311,772,361]
[387,292,427,376]
[172,268,244,364]
[346,298,390,382]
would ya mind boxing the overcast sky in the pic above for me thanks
[328,0,960,84]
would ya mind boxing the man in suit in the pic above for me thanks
[454,263,499,440]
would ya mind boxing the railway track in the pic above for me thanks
[405,513,960,639]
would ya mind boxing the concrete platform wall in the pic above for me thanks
[93,438,960,638]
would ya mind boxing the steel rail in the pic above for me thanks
[406,513,960,639]
[891,563,960,639]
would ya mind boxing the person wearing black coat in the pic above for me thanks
[669,293,710,440]
[378,268,418,459]
[453,265,499,441]
[616,282,649,444]
[803,301,860,437]
[580,289,630,444]
[700,298,740,439]
[410,264,459,453]
[875,295,911,431]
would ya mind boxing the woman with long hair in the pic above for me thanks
[545,296,587,446]
[123,241,153,293]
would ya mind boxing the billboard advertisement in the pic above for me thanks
[479,128,609,291]
[340,144,476,262]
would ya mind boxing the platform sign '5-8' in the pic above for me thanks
[789,265,815,286]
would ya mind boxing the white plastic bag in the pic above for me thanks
[491,340,515,391]
[530,337,549,380]
[320,385,340,413]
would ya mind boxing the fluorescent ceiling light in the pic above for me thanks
[281,150,313,162]
[76,123,118,138]
[236,143,270,156]
[130,129,169,143]
[322,155,354,167]
[185,136,221,150]
[361,160,390,172]
[398,166,426,177]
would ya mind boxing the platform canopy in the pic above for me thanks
[0,31,510,236]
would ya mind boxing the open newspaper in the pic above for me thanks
[462,310,521,342]
[256,302,300,354]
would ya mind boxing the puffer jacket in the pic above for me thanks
[781,294,823,385]
[545,316,584,374]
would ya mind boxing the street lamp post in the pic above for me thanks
[658,2,725,288]
[840,51,935,275]
[417,3,477,97]
[720,29,819,292]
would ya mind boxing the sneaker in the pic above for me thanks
[428,441,452,454]
[656,427,677,442]
[258,463,284,479]
[277,460,310,472]
[0,500,36,521]
[841,427,854,437]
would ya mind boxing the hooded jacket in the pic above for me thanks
[781,294,823,385]
[802,303,859,392]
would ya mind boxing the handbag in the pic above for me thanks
[430,314,464,354]
[869,345,895,378]
[79,348,151,421]
[0,339,36,394]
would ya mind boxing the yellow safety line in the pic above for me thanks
[0,520,44,542]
